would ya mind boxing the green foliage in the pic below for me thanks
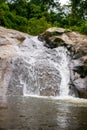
[28,17,51,35]
[8,0,28,17]
[0,0,87,35]
[80,22,87,35]
[0,8,28,33]
[69,26,79,31]
[28,3,42,18]
[0,2,9,11]
[69,0,87,20]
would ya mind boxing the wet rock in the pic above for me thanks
[39,27,87,54]
[69,82,79,97]
[73,77,87,98]
[39,27,87,98]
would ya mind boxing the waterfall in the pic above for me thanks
[8,36,70,97]
[55,47,70,96]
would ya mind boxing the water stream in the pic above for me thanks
[0,96,87,130]
[17,36,70,96]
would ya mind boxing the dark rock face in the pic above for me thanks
[71,59,87,98]
[39,27,87,98]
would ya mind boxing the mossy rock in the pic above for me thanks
[46,27,70,35]
[44,37,65,49]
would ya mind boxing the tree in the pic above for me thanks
[0,0,6,3]
[0,1,10,26]
[49,2,65,27]
[28,17,51,35]
[30,0,56,11]
[69,0,87,19]
[79,0,87,20]
[8,0,28,17]
[27,3,42,19]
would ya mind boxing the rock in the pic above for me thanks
[68,82,79,97]
[39,28,87,54]
[39,27,87,98]
[0,58,12,96]
[0,27,26,96]
[46,27,66,33]
[0,26,25,46]
[73,77,87,98]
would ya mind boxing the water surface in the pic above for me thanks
[0,96,87,130]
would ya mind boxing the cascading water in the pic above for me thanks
[54,47,70,96]
[8,36,70,97]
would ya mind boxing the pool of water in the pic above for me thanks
[0,96,87,130]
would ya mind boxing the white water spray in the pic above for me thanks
[9,36,70,97]
[54,47,70,96]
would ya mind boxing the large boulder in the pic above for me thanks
[39,27,87,98]
[39,27,87,54]
[0,27,26,96]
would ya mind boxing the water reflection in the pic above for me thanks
[0,96,87,130]
[56,103,78,129]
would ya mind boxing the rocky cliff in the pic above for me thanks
[39,27,87,98]
[0,26,87,98]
